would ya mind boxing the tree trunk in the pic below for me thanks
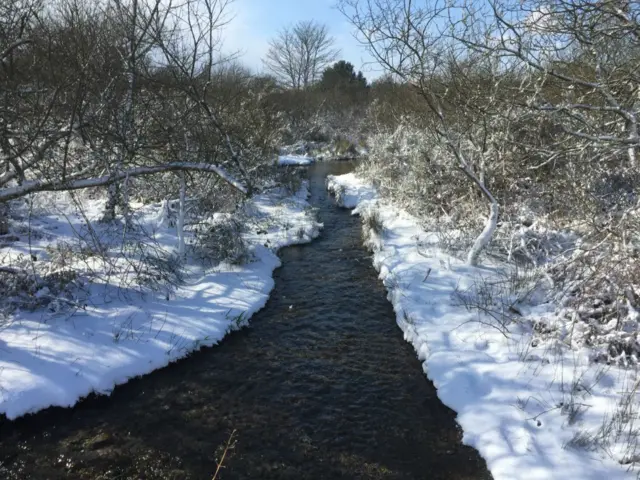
[467,200,499,266]
[102,180,119,222]
[627,117,638,167]
[178,171,186,256]
[0,202,8,235]
[103,0,138,222]
[442,130,499,267]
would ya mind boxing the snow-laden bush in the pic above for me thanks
[359,202,385,252]
[0,251,85,316]
[493,221,578,267]
[362,119,640,367]
[360,123,485,253]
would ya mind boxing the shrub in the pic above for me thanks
[192,217,250,266]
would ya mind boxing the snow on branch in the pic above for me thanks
[0,266,20,275]
[1,39,32,62]
[0,162,247,202]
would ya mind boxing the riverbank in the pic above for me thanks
[0,183,320,420]
[327,172,636,480]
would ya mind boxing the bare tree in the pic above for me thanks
[339,0,502,265]
[100,0,174,222]
[0,0,93,233]
[0,0,249,207]
[451,0,640,325]
[453,0,640,169]
[150,0,256,194]
[340,0,640,362]
[0,0,40,233]
[263,20,340,89]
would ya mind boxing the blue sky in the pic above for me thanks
[221,0,382,80]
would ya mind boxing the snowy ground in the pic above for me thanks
[277,139,364,164]
[327,173,639,480]
[0,184,320,420]
[277,154,315,165]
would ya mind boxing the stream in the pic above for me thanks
[0,161,491,479]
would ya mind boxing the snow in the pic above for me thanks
[327,173,638,480]
[277,154,315,166]
[0,183,321,420]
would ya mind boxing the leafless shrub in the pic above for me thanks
[132,247,184,295]
[0,253,84,315]
[360,206,385,252]
[562,400,588,427]
[192,217,250,266]
[330,183,347,207]
[452,265,546,337]
[431,220,478,259]
[452,278,514,338]
[565,429,597,451]
[362,208,384,236]
[564,378,640,466]
[277,166,305,195]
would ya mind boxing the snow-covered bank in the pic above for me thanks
[327,173,637,480]
[277,154,315,165]
[278,139,364,164]
[0,184,321,420]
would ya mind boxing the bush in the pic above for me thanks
[132,247,184,294]
[0,253,83,316]
[360,205,385,251]
[277,166,304,195]
[192,217,250,266]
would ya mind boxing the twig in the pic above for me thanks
[423,267,432,282]
[212,429,237,480]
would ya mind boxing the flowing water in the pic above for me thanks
[0,161,491,479]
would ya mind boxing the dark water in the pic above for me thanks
[0,162,491,479]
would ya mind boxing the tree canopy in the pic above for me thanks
[319,60,367,91]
